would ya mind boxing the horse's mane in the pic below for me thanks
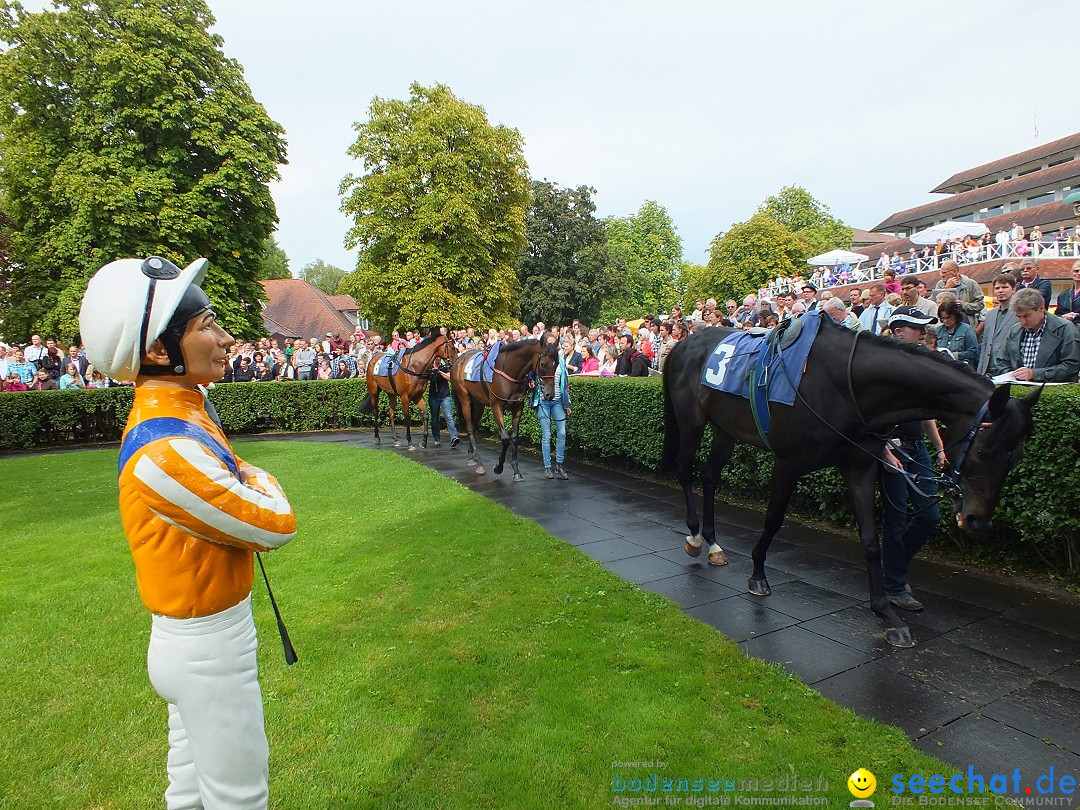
[402,333,441,355]
[501,337,541,353]
[820,314,994,392]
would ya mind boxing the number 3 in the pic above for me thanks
[705,343,735,386]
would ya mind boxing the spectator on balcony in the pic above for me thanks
[932,260,984,320]
[1055,260,1080,329]
[976,274,1019,377]
[993,229,1008,258]
[875,253,889,276]
[1016,258,1052,309]
[933,239,947,259]
[936,301,978,367]
[997,288,1080,382]
[1029,226,1042,253]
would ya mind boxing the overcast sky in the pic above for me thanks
[135,1,1080,271]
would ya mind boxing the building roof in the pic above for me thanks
[873,162,1080,231]
[261,313,299,339]
[260,279,356,340]
[851,228,895,245]
[860,202,1076,261]
[326,294,359,311]
[931,131,1080,193]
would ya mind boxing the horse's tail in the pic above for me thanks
[359,391,373,413]
[659,353,680,477]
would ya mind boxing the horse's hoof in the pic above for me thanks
[393,441,401,448]
[422,438,428,449]
[466,457,477,466]
[707,548,728,566]
[408,445,416,452]
[475,466,486,476]
[374,439,381,446]
[493,463,504,475]
[684,535,703,557]
[747,578,771,596]
[512,473,524,483]
[886,626,915,648]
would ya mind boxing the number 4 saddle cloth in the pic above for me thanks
[699,310,822,407]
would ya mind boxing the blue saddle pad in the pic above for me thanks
[700,310,821,405]
[463,342,502,383]
[373,348,407,378]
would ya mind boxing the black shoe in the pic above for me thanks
[544,468,554,479]
[555,464,569,480]
[450,437,460,448]
[888,592,923,611]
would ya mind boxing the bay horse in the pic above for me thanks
[363,333,456,450]
[661,315,1040,647]
[450,336,559,481]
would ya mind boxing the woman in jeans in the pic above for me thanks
[530,346,571,480]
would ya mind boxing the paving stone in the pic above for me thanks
[880,635,1037,706]
[576,538,654,564]
[641,573,741,609]
[902,591,997,636]
[686,597,799,642]
[603,554,700,585]
[737,579,861,622]
[945,615,1080,675]
[813,661,970,738]
[801,605,917,657]
[1046,661,1080,692]
[534,513,613,539]
[916,714,1080,780]
[1000,597,1080,642]
[607,522,686,553]
[920,572,1034,611]
[741,625,874,685]
[982,680,1080,755]
[795,561,875,600]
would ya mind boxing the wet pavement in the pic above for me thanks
[283,430,1080,775]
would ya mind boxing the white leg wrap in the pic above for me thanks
[685,533,704,548]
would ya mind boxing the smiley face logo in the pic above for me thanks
[848,769,877,798]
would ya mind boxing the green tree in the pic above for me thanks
[257,238,291,280]
[599,200,682,323]
[758,185,852,258]
[675,260,709,307]
[704,213,807,303]
[300,258,347,297]
[0,0,286,340]
[339,82,529,333]
[516,180,609,327]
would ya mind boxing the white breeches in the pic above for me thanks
[148,596,268,810]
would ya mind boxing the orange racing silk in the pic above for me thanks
[118,387,297,618]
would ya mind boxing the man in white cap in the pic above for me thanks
[878,306,948,612]
[79,256,297,809]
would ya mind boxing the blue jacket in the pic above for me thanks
[530,355,571,410]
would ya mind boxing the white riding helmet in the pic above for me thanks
[79,256,209,381]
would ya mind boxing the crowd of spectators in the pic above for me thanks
[767,223,1080,299]
[4,251,1079,394]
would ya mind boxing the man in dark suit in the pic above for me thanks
[1054,259,1080,329]
[997,288,1080,382]
[1016,258,1052,309]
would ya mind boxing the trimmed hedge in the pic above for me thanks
[2,377,1078,577]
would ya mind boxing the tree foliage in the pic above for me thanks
[758,185,852,258]
[338,82,530,334]
[705,213,808,303]
[257,238,291,280]
[516,180,609,327]
[0,0,286,341]
[300,258,347,297]
[599,200,682,323]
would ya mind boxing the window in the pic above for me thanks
[1010,200,1022,212]
[1048,157,1074,168]
[979,205,1004,218]
[1025,191,1056,207]
[954,213,975,222]
[1017,167,1040,178]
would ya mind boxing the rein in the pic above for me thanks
[480,345,543,405]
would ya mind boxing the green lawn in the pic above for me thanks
[0,442,948,808]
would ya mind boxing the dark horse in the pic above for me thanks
[661,315,1040,647]
[450,336,559,481]
[363,333,457,450]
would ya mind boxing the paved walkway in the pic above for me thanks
[286,431,1080,776]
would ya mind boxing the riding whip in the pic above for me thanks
[257,552,298,665]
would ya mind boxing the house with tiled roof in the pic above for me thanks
[260,279,368,342]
